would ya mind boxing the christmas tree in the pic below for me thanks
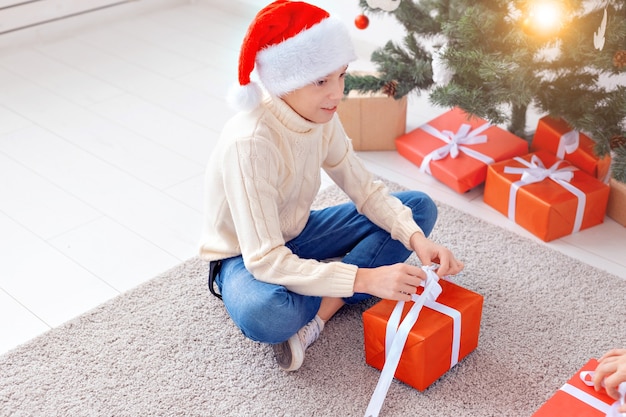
[347,0,626,182]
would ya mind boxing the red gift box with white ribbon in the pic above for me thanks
[532,359,621,417]
[395,107,528,193]
[531,116,611,181]
[363,267,483,417]
[362,267,483,417]
[484,150,610,241]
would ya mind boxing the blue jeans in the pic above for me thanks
[213,191,437,344]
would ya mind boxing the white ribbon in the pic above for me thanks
[365,266,461,417]
[560,383,611,414]
[418,122,495,174]
[427,301,461,368]
[556,130,580,160]
[504,155,586,234]
[611,382,626,417]
[579,371,626,417]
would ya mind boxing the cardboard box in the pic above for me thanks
[362,279,483,391]
[483,150,611,242]
[607,178,626,227]
[532,359,615,417]
[531,116,611,181]
[337,91,407,151]
[395,107,529,193]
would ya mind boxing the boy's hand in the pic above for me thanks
[410,232,464,277]
[352,233,464,301]
[593,348,626,403]
[353,263,426,301]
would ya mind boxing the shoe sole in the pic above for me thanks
[272,335,303,372]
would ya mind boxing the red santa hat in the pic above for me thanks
[228,0,357,111]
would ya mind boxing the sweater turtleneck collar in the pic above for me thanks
[263,94,321,134]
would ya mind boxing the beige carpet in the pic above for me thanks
[1,181,625,417]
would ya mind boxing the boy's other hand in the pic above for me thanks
[409,232,464,277]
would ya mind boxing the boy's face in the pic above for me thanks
[281,66,348,124]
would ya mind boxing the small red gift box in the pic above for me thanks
[531,116,611,181]
[395,107,528,193]
[362,279,483,391]
[532,359,616,416]
[483,150,610,242]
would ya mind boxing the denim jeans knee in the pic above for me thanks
[217,256,321,344]
[393,190,438,237]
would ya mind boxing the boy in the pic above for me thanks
[199,0,464,372]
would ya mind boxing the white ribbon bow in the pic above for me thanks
[578,371,626,417]
[419,122,495,174]
[504,154,575,184]
[557,130,580,159]
[365,266,461,417]
[504,155,586,234]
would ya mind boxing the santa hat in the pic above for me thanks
[228,0,357,111]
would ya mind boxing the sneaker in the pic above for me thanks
[273,315,324,371]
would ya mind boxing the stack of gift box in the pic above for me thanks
[484,116,612,241]
[339,86,622,235]
[395,108,614,242]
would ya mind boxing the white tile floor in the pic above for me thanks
[1,0,624,356]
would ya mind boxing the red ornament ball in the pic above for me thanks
[354,14,369,30]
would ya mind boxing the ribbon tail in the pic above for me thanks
[557,130,580,159]
[385,301,405,355]
[364,297,429,417]
[460,146,495,165]
[555,179,586,233]
[469,122,492,137]
[508,180,524,222]
[420,154,435,174]
[426,301,461,368]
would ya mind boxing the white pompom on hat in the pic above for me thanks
[228,0,357,111]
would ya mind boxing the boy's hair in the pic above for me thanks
[228,0,356,111]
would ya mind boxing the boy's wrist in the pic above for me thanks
[409,231,427,251]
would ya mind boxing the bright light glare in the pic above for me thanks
[528,2,563,34]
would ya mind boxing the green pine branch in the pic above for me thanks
[612,146,626,184]
[343,73,386,95]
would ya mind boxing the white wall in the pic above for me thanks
[0,0,185,49]
[0,0,136,35]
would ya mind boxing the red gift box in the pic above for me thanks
[531,116,611,181]
[362,279,483,391]
[395,107,528,193]
[532,359,616,416]
[483,150,610,242]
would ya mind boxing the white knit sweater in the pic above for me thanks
[199,95,423,297]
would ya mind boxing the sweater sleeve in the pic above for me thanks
[221,135,357,298]
[322,117,424,249]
